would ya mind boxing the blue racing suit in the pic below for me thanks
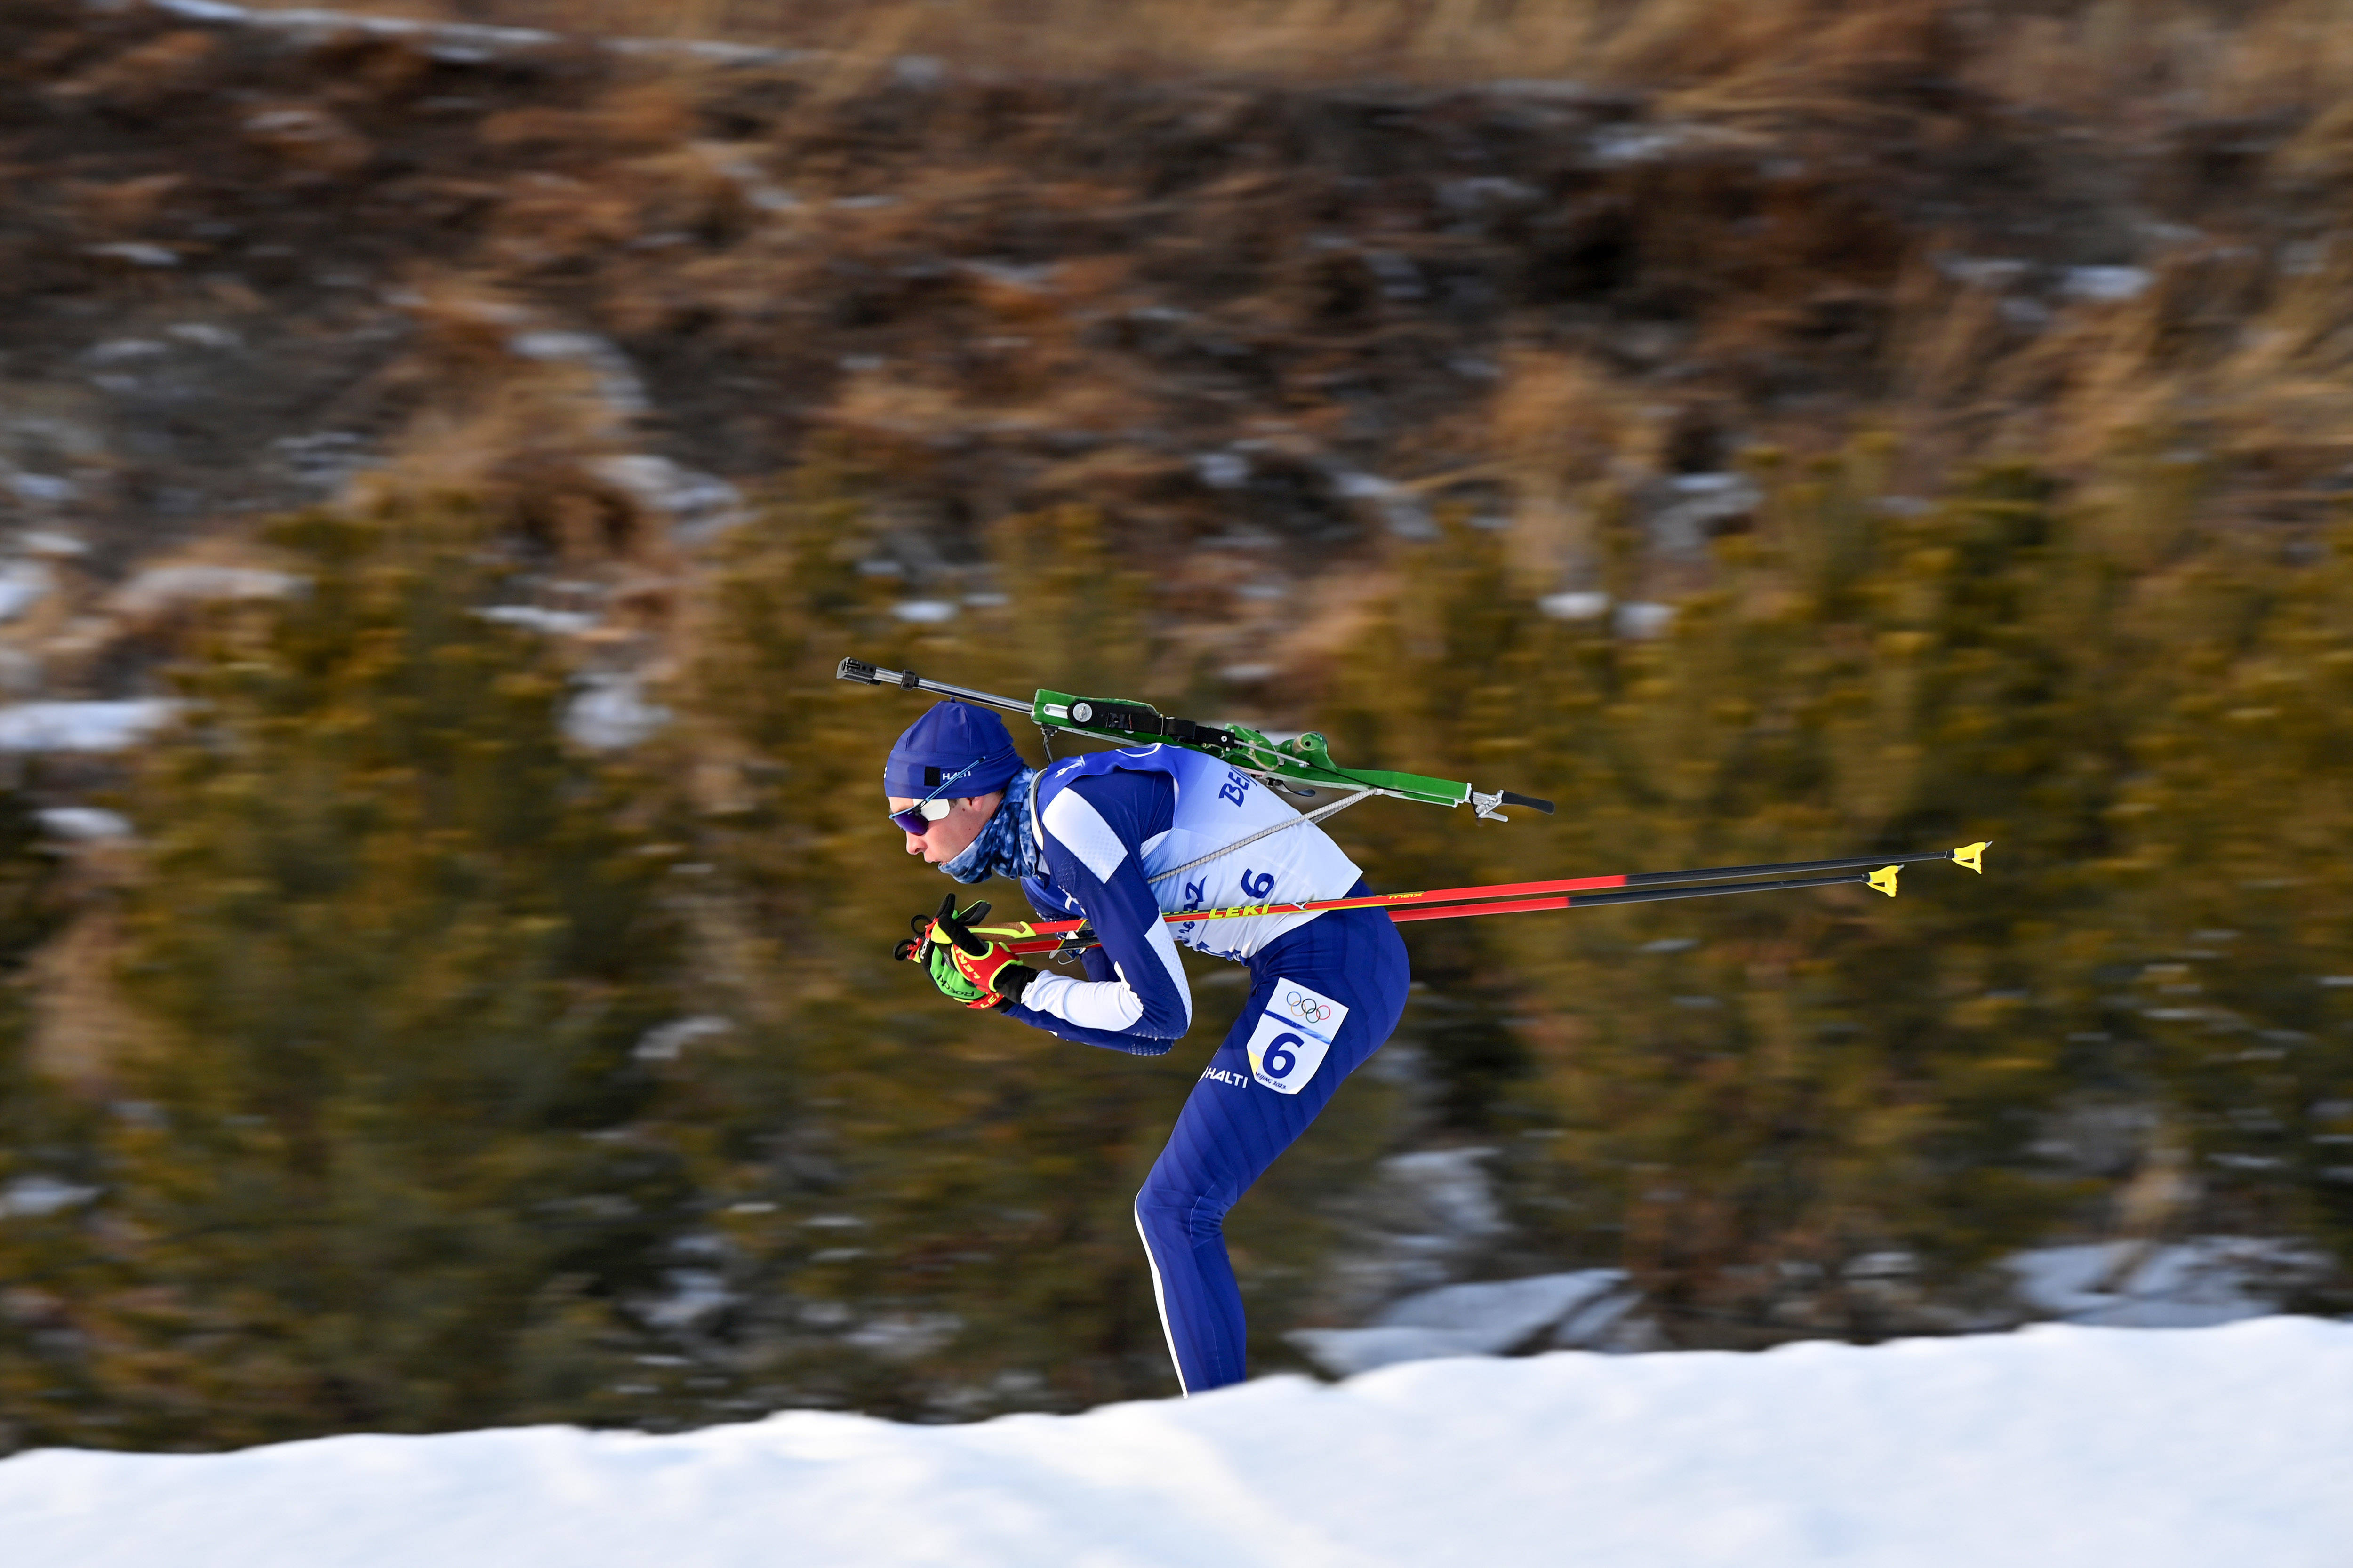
[997,745,1412,1394]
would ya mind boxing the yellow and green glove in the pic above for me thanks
[894,895,1038,1010]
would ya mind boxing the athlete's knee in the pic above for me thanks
[1133,1170,1191,1220]
[1134,1174,1229,1244]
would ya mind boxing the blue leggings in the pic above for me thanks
[1133,904,1411,1394]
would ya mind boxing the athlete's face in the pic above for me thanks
[888,790,1006,865]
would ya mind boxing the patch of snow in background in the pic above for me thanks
[2062,266,2155,304]
[586,455,745,542]
[633,1016,732,1063]
[843,1312,965,1360]
[82,340,167,367]
[1333,471,1438,540]
[272,432,370,493]
[37,808,133,842]
[146,0,254,22]
[110,566,304,618]
[1303,1228,2321,1383]
[8,472,80,506]
[0,700,177,753]
[2002,1237,2329,1328]
[1646,472,1760,555]
[1614,601,1675,638]
[82,243,179,269]
[0,1175,100,1218]
[605,34,809,65]
[1591,123,1701,165]
[1329,1146,1518,1299]
[636,1269,736,1332]
[0,562,52,623]
[505,332,649,419]
[478,606,598,637]
[565,673,668,751]
[1293,1269,1636,1376]
[890,599,956,624]
[960,259,1057,293]
[7,1319,2352,1568]
[166,322,242,351]
[1194,450,1251,489]
[1935,255,2030,289]
[1363,250,1426,301]
[137,0,815,68]
[1538,590,1610,620]
[1377,1147,1509,1241]
[149,0,558,53]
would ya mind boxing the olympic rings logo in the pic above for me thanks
[1284,991,1333,1025]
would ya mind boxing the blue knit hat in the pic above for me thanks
[885,701,1024,798]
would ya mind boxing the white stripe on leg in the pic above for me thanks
[1133,1197,1190,1397]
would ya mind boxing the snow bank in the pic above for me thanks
[5,1319,2350,1568]
[0,700,178,752]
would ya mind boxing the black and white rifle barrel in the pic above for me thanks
[836,659,1032,717]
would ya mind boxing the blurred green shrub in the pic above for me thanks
[1,505,693,1448]
[1321,450,2353,1336]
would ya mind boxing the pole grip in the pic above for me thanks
[1498,791,1555,815]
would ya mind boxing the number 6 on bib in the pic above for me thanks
[1245,978,1350,1094]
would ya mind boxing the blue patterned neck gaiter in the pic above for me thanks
[939,767,1038,885]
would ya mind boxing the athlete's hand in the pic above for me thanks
[895,895,990,1003]
[894,895,1037,1010]
[949,934,1035,1009]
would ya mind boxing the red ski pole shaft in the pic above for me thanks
[1000,865,1920,956]
[1384,869,1882,923]
[989,844,1984,955]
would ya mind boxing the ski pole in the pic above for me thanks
[999,867,1893,956]
[979,843,1988,955]
[1385,868,1895,924]
[1241,841,1987,912]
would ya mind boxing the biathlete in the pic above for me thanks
[883,699,1409,1395]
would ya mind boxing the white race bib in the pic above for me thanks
[1245,978,1349,1095]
